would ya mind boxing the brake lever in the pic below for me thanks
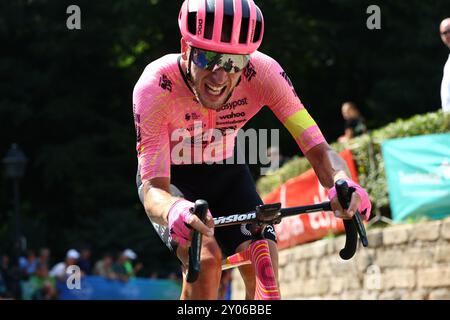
[335,179,369,260]
[186,199,208,283]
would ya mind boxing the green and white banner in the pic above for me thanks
[382,133,450,222]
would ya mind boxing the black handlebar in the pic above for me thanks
[185,179,369,282]
[186,199,208,283]
[335,180,369,260]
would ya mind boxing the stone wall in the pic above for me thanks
[231,217,450,300]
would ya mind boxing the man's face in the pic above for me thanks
[190,65,243,109]
[341,104,353,120]
[341,103,359,120]
[184,45,246,110]
[440,19,450,49]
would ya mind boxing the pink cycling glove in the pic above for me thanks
[327,178,372,221]
[167,199,212,246]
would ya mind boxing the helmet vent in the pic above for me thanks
[221,0,235,43]
[188,12,197,35]
[204,0,215,40]
[253,6,262,43]
[239,0,250,44]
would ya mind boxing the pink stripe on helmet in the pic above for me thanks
[212,0,224,42]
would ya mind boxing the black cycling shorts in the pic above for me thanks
[136,161,277,258]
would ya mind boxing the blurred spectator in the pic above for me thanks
[149,271,159,279]
[133,261,145,278]
[28,263,57,300]
[338,101,367,143]
[19,250,38,279]
[122,249,136,277]
[111,249,145,281]
[77,247,92,275]
[167,270,183,285]
[0,254,14,298]
[112,250,133,282]
[167,272,178,281]
[38,248,51,267]
[121,249,143,278]
[440,18,450,113]
[0,272,5,298]
[2,254,21,299]
[165,270,183,291]
[123,249,137,277]
[93,253,117,280]
[49,249,80,281]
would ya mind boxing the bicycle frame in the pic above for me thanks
[223,238,280,299]
[186,179,369,300]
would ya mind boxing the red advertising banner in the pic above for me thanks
[263,149,359,250]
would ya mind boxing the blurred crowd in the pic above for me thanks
[0,247,183,300]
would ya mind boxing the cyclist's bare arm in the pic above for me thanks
[305,142,351,188]
[141,178,175,226]
[142,178,214,235]
[305,142,360,219]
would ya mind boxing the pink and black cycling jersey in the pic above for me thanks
[133,51,326,182]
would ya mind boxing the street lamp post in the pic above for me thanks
[2,143,28,266]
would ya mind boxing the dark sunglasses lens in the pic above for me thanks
[191,48,250,73]
[191,49,210,69]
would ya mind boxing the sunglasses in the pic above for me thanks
[190,47,250,74]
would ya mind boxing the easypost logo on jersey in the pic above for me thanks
[170,121,281,175]
[217,98,248,112]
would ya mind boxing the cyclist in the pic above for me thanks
[133,0,372,300]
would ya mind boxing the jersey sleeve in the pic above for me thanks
[133,70,171,182]
[255,55,326,154]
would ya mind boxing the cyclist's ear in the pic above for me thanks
[181,38,189,60]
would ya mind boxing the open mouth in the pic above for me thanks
[205,83,227,97]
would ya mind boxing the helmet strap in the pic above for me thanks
[185,48,193,82]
